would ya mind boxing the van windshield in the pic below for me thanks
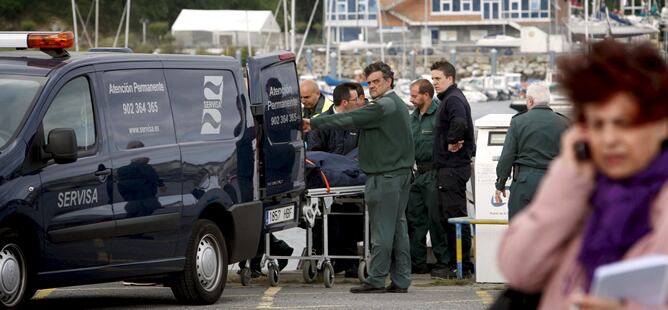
[0,75,45,149]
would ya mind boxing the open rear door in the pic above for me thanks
[247,51,304,231]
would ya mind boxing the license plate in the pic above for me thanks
[266,204,295,225]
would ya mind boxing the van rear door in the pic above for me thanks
[247,52,305,199]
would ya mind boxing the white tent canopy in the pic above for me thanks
[172,9,282,49]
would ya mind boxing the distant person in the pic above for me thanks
[497,39,668,309]
[300,79,333,118]
[406,79,449,274]
[352,82,368,105]
[429,60,476,279]
[494,83,569,219]
[353,69,365,84]
[303,61,414,293]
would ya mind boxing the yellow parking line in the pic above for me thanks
[476,290,494,305]
[33,288,55,300]
[257,286,282,309]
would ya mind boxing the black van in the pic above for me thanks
[0,32,304,308]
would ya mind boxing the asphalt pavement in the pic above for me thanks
[28,273,504,309]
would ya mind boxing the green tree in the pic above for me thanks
[148,21,170,44]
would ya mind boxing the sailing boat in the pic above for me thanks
[568,17,659,38]
[568,0,660,39]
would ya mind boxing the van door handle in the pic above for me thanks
[94,169,112,182]
[94,169,111,176]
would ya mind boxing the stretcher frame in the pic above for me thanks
[256,185,370,288]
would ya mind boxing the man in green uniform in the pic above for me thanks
[406,79,449,274]
[303,62,414,293]
[495,83,569,219]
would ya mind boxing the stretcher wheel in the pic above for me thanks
[357,260,368,283]
[322,262,334,288]
[268,263,279,287]
[240,268,252,286]
[302,260,318,283]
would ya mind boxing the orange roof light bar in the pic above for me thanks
[27,32,74,49]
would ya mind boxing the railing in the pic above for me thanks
[447,216,508,279]
[326,13,377,21]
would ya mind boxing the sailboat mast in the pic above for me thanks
[283,0,289,50]
[325,0,333,75]
[585,0,589,41]
[291,0,296,52]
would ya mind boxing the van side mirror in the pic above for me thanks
[44,128,78,164]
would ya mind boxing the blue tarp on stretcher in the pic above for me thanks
[305,151,367,189]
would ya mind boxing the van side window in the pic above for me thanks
[165,69,242,142]
[42,76,96,152]
[103,69,176,149]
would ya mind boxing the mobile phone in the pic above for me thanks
[574,142,591,161]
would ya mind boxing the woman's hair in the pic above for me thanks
[558,39,668,124]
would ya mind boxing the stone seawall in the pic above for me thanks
[297,53,551,80]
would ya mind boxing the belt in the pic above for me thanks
[416,163,433,174]
[512,165,547,181]
[367,167,412,176]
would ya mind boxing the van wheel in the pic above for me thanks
[171,220,228,305]
[0,229,32,309]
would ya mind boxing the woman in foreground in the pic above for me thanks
[497,39,668,309]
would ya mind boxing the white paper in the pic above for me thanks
[591,255,668,306]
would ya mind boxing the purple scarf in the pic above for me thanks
[577,146,668,289]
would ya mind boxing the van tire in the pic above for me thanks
[0,228,34,309]
[170,220,228,305]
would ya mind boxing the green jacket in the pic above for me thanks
[311,90,414,174]
[411,98,440,164]
[495,105,569,190]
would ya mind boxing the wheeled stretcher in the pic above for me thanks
[239,185,370,288]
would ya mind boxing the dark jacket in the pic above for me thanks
[433,84,475,168]
[307,105,359,155]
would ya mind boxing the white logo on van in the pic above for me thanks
[57,188,98,208]
[201,76,224,135]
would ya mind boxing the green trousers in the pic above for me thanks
[364,170,412,289]
[406,169,448,269]
[508,167,546,219]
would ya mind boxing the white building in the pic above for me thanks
[171,9,282,49]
